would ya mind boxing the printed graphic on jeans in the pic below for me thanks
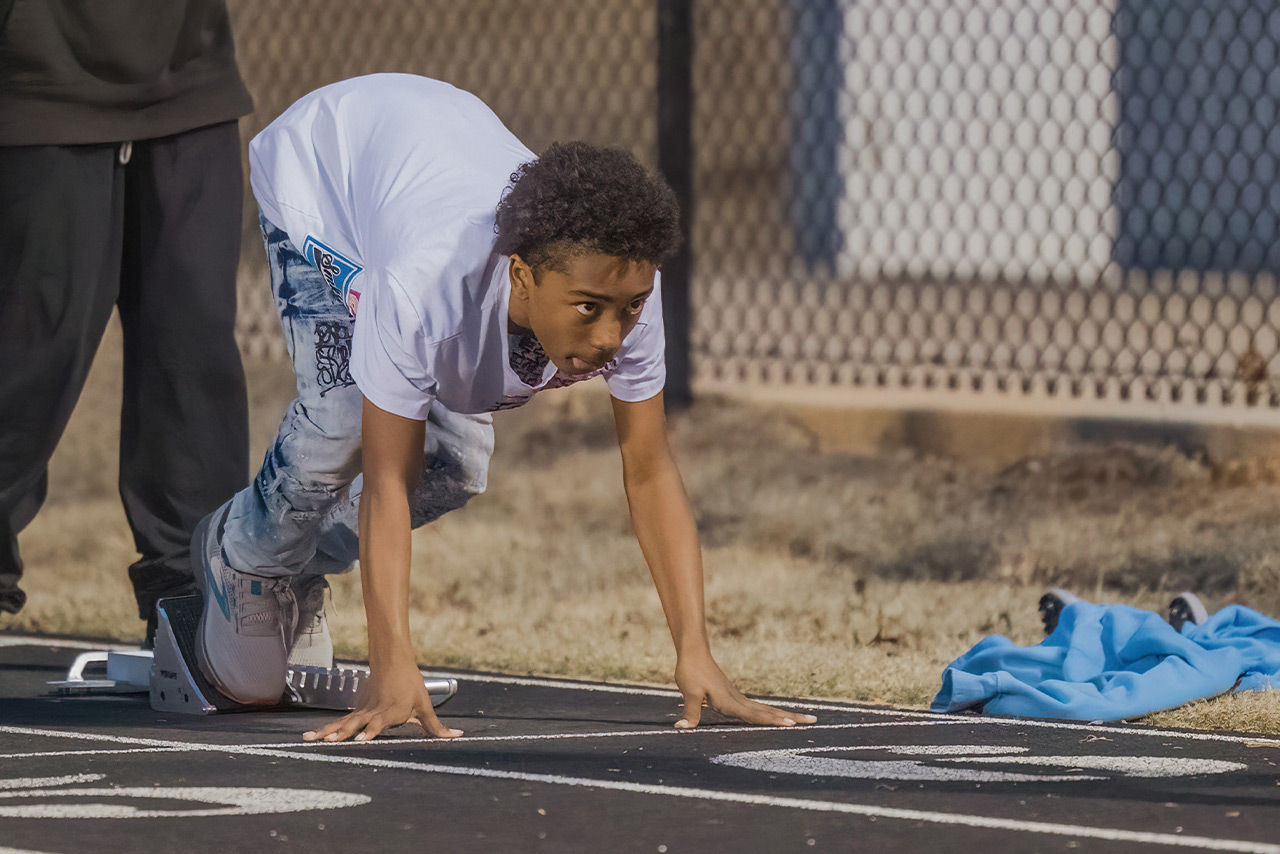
[315,320,356,396]
[303,236,364,317]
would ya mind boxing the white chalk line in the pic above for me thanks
[7,635,1280,749]
[2,724,1278,852]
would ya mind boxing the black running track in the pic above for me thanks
[2,637,1279,853]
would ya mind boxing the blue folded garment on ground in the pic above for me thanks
[931,603,1280,721]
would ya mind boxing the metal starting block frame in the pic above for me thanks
[47,649,152,695]
[49,594,459,716]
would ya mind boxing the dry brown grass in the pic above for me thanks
[1139,691,1280,733]
[7,315,1280,734]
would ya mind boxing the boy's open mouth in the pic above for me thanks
[565,356,605,374]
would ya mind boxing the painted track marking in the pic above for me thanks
[1,724,1276,852]
[0,775,105,790]
[0,785,370,819]
[5,639,1279,850]
[711,744,1248,782]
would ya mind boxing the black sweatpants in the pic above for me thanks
[0,120,250,628]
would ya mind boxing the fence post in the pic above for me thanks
[657,0,694,410]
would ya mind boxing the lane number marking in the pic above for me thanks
[711,744,1248,782]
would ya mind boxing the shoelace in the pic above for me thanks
[293,579,328,635]
[237,576,297,632]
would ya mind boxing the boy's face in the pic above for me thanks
[508,251,656,375]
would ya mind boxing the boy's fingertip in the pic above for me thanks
[302,731,317,740]
[803,714,818,723]
[354,732,370,741]
[782,718,796,726]
[675,719,690,729]
[324,733,340,742]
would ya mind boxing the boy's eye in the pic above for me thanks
[575,303,597,317]
[626,298,647,315]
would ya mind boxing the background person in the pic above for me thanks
[0,0,253,644]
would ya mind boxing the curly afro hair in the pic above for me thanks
[494,141,682,275]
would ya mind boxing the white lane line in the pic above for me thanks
[0,721,969,757]
[0,748,192,761]
[240,719,970,749]
[423,671,1280,748]
[2,724,1277,853]
[0,774,105,790]
[0,637,135,651]
[419,670,922,716]
[7,636,1280,748]
[0,727,244,751]
[958,718,1280,749]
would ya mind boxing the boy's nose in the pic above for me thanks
[591,319,623,355]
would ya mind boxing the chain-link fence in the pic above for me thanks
[230,0,1280,422]
[227,0,657,358]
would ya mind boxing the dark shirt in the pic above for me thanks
[0,0,253,145]
[508,325,551,388]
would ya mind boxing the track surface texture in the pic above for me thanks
[2,638,1279,853]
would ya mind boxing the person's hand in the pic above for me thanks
[674,651,818,729]
[302,660,462,742]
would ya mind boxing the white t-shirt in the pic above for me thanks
[249,73,666,420]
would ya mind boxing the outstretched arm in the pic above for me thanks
[612,391,817,729]
[302,396,461,742]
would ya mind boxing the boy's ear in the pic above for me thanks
[509,254,533,301]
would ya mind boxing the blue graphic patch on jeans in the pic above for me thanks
[302,236,364,316]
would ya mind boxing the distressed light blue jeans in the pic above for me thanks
[219,214,495,579]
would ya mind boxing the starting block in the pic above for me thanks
[47,649,152,695]
[50,594,459,716]
[150,595,458,714]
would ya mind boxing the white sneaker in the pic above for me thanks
[288,575,334,668]
[192,501,295,705]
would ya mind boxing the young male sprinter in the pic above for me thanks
[194,73,817,741]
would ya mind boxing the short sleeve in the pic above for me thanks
[604,273,667,403]
[349,270,437,420]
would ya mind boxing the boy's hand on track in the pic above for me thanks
[302,661,462,742]
[674,653,818,729]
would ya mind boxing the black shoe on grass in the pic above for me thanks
[1038,587,1082,636]
[1168,591,1210,633]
